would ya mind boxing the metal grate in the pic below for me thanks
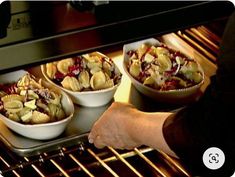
[176,25,221,63]
[0,142,191,177]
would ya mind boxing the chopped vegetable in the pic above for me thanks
[127,44,203,91]
[46,53,122,92]
[0,74,66,124]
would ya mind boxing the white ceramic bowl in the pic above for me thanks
[123,38,205,103]
[0,70,74,140]
[41,52,122,107]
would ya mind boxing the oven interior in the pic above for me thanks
[0,1,233,177]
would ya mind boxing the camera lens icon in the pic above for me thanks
[203,147,225,170]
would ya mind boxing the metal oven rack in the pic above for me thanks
[0,140,191,177]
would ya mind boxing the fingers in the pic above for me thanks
[88,125,98,144]
[88,101,137,149]
[88,123,106,149]
[93,135,106,149]
[88,132,131,150]
[88,132,106,149]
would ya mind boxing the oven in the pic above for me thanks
[0,1,234,177]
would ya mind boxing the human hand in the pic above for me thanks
[88,102,142,149]
[88,102,176,157]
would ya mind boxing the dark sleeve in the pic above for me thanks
[163,11,235,177]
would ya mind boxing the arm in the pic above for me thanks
[163,11,235,176]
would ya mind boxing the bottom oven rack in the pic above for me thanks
[0,141,190,177]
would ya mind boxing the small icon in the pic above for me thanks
[203,147,225,170]
[209,152,219,163]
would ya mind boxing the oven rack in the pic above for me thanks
[0,142,190,177]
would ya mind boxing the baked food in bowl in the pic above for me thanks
[0,70,74,140]
[123,38,204,103]
[41,52,122,107]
